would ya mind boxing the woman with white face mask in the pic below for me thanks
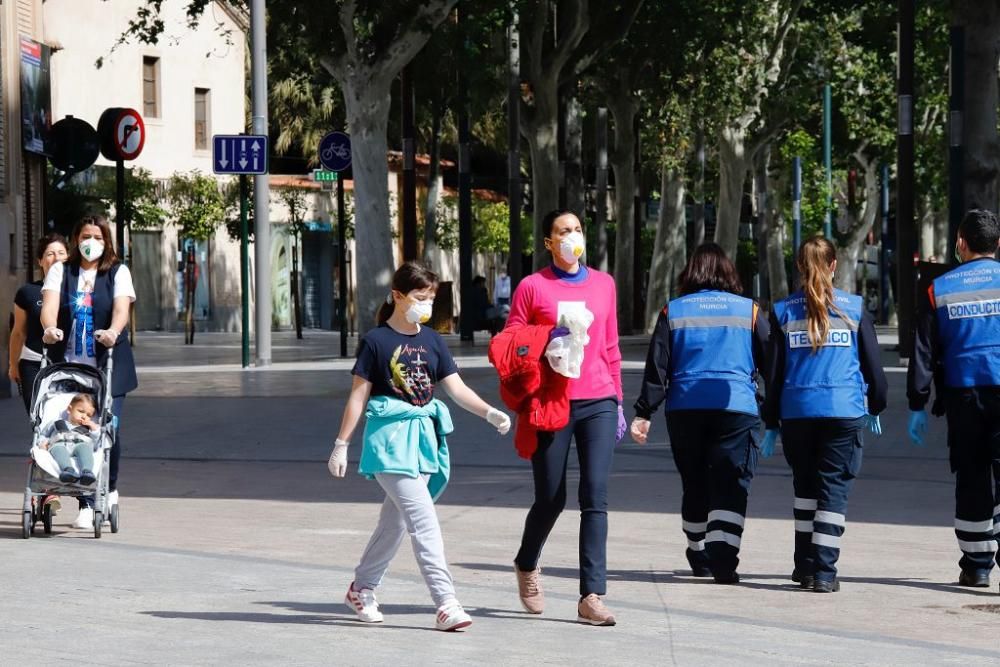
[504,209,624,626]
[329,261,511,631]
[40,215,137,531]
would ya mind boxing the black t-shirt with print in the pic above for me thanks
[352,323,459,406]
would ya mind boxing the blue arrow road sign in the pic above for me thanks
[213,134,268,175]
[319,131,351,172]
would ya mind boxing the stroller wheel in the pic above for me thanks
[93,512,103,539]
[21,511,32,539]
[42,504,53,535]
[110,504,119,533]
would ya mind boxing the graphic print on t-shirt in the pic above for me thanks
[71,276,96,359]
[389,343,435,406]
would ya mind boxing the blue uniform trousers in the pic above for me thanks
[781,417,865,583]
[945,387,1000,575]
[666,410,759,575]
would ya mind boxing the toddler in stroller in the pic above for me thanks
[22,351,117,538]
[39,393,99,486]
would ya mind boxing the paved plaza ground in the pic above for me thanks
[0,331,998,665]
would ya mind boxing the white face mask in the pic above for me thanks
[557,232,585,264]
[404,301,434,324]
[79,239,105,261]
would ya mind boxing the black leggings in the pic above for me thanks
[17,359,41,413]
[515,397,617,596]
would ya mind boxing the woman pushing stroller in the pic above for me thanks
[328,261,511,632]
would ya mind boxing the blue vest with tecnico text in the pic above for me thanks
[773,289,866,420]
[932,258,1000,388]
[665,290,758,415]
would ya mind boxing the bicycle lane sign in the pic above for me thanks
[319,131,351,172]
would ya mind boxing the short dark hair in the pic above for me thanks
[376,261,440,325]
[958,209,1000,254]
[541,209,579,238]
[678,243,743,296]
[35,232,68,261]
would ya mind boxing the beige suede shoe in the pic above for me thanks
[577,594,616,626]
[515,565,545,614]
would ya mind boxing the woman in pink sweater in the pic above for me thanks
[507,209,624,627]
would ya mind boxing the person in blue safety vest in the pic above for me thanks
[631,243,770,585]
[907,208,1000,592]
[762,235,888,593]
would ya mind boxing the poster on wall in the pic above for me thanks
[20,36,52,155]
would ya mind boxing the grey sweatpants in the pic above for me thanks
[354,473,456,608]
[49,442,94,474]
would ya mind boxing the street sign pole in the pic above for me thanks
[792,156,802,288]
[240,174,250,368]
[250,0,271,367]
[116,158,127,265]
[337,172,348,358]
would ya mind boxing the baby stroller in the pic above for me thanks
[21,348,117,539]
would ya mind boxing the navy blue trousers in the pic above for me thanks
[945,388,1000,575]
[666,410,759,575]
[781,417,865,583]
[515,398,617,596]
[79,395,124,509]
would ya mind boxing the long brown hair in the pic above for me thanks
[68,215,120,273]
[376,261,440,325]
[679,243,743,295]
[797,236,845,352]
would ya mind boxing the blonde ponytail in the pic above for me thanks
[797,236,842,353]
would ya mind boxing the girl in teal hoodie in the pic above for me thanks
[329,262,511,632]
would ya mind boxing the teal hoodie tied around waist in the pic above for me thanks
[359,396,454,501]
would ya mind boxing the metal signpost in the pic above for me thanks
[213,133,269,368]
[98,107,146,266]
[319,131,351,357]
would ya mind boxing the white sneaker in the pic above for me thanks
[344,583,383,623]
[103,491,118,525]
[73,506,94,530]
[435,601,472,632]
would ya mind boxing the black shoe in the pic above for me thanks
[813,578,840,593]
[713,571,740,585]
[958,570,990,587]
[791,570,815,589]
[691,565,713,578]
[78,470,97,486]
[59,468,79,484]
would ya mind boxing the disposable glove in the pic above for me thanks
[630,417,650,445]
[760,429,779,458]
[908,410,927,447]
[866,414,882,436]
[42,327,64,344]
[94,329,119,347]
[328,439,349,478]
[486,407,511,435]
[616,406,627,443]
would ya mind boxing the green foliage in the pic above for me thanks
[472,200,533,254]
[91,167,168,231]
[167,171,226,241]
[222,178,255,243]
[276,186,310,237]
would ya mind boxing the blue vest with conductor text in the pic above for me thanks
[773,289,866,419]
[932,258,1000,388]
[665,290,758,415]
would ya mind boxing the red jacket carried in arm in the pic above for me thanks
[488,324,570,459]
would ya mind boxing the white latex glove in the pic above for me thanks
[42,327,64,344]
[94,329,119,348]
[486,407,511,435]
[630,418,650,445]
[328,439,349,478]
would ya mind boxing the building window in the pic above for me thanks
[194,88,210,150]
[142,56,160,118]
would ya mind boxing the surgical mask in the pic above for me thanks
[557,232,585,264]
[79,239,105,261]
[404,300,434,324]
